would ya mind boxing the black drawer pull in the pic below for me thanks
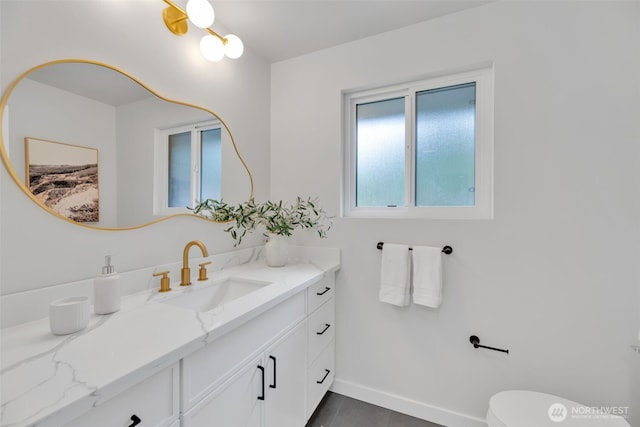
[316,287,331,296]
[316,369,331,384]
[128,415,141,427]
[316,324,331,335]
[269,355,277,389]
[257,365,265,400]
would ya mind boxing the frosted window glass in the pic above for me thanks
[200,128,222,200]
[168,131,191,208]
[356,97,405,207]
[415,83,476,206]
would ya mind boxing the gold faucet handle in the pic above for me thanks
[153,270,172,293]
[198,261,212,281]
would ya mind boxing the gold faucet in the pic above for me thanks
[181,240,209,286]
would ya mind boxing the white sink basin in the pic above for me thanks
[161,277,271,312]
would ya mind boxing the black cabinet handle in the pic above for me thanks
[128,415,141,427]
[316,369,331,384]
[269,355,277,389]
[316,287,331,296]
[257,365,265,400]
[316,324,331,335]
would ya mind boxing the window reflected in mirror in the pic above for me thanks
[160,121,222,213]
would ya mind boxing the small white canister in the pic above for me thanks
[49,296,90,335]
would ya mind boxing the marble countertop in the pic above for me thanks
[0,252,340,427]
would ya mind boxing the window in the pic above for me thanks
[154,121,222,215]
[343,66,494,219]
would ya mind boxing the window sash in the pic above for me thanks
[414,82,477,207]
[355,96,407,208]
[167,131,192,208]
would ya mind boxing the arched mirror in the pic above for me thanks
[0,59,253,229]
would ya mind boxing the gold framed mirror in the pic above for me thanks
[0,59,253,230]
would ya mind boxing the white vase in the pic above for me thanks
[264,234,289,267]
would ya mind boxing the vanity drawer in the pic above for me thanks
[307,273,335,314]
[64,363,179,427]
[306,340,335,420]
[307,297,334,364]
[182,291,305,410]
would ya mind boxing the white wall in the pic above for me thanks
[271,1,640,425]
[0,0,271,295]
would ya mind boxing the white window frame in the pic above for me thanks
[153,120,222,216]
[342,66,494,220]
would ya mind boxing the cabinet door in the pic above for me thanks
[182,355,263,427]
[264,322,307,427]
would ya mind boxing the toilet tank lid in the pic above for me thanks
[488,390,630,427]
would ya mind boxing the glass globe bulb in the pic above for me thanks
[186,0,214,29]
[224,34,244,59]
[200,35,224,62]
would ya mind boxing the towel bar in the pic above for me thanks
[376,242,453,254]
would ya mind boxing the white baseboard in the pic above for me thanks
[330,378,487,427]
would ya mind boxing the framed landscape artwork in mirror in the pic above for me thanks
[25,137,99,223]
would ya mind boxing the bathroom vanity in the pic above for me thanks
[0,58,339,427]
[0,247,339,427]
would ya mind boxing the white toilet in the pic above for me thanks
[487,390,630,427]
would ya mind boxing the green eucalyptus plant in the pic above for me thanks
[190,197,332,246]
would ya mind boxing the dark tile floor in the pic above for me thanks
[306,392,444,427]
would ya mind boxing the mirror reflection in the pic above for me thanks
[0,59,253,229]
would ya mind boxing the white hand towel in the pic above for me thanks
[412,246,443,308]
[378,244,410,307]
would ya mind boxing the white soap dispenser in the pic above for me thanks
[93,255,121,315]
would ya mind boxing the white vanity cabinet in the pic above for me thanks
[180,291,306,410]
[181,272,336,427]
[182,322,307,427]
[181,291,308,427]
[64,363,179,427]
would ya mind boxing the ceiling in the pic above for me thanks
[212,1,494,63]
[27,62,153,106]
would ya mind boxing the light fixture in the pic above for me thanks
[162,0,244,62]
